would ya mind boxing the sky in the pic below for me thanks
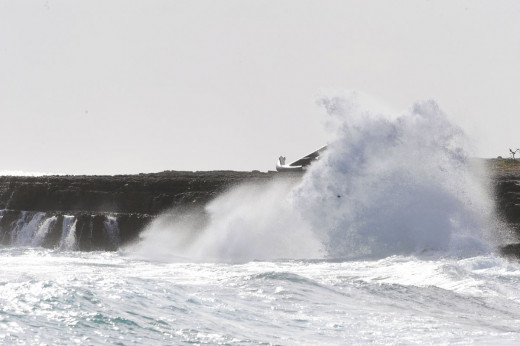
[1,0,519,174]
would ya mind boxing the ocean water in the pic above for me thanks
[2,249,520,345]
[2,94,519,344]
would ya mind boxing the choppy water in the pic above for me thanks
[2,248,520,345]
[1,94,516,344]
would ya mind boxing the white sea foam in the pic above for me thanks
[2,249,520,344]
[128,179,324,262]
[0,92,511,345]
[13,212,45,246]
[104,215,120,248]
[129,93,498,262]
[31,216,58,247]
[59,216,78,251]
[293,94,495,258]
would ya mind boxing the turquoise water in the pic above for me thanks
[2,248,520,345]
[1,95,515,344]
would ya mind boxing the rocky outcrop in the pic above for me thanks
[494,175,520,226]
[2,162,520,255]
[490,160,520,258]
[0,171,293,250]
[0,171,282,214]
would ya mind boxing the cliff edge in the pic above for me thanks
[1,162,520,254]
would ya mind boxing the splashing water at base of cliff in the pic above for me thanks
[129,94,498,262]
[293,96,496,259]
[2,249,520,345]
[2,94,518,345]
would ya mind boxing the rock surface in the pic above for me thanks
[0,171,294,250]
[0,171,282,214]
[488,159,520,258]
[1,161,520,254]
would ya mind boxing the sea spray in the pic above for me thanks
[292,95,494,258]
[14,212,45,246]
[104,215,120,248]
[190,180,323,261]
[59,216,78,251]
[129,179,324,262]
[129,94,496,261]
[31,216,57,247]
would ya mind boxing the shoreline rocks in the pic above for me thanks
[1,160,520,255]
[0,171,298,250]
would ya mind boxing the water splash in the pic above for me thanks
[0,212,122,250]
[31,216,58,247]
[9,211,31,245]
[14,212,45,246]
[104,215,120,248]
[59,216,78,251]
[128,180,323,262]
[130,93,496,262]
[292,95,494,258]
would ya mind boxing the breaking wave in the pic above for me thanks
[128,93,497,262]
[293,95,494,258]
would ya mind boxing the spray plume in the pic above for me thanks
[128,93,496,262]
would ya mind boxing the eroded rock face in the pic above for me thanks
[1,164,520,254]
[493,169,520,258]
[495,177,520,224]
[0,171,285,250]
[0,171,279,214]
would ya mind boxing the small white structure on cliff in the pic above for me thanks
[276,146,327,172]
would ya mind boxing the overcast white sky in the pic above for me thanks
[1,0,519,174]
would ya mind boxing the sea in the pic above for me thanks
[2,95,520,345]
[3,249,520,345]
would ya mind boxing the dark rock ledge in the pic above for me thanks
[0,171,296,250]
[490,159,520,258]
[1,160,520,256]
[0,171,282,214]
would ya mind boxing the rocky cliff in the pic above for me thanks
[489,159,520,257]
[0,171,283,250]
[1,163,520,254]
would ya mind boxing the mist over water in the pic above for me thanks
[294,95,494,258]
[128,179,324,262]
[129,94,496,262]
[2,94,518,345]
